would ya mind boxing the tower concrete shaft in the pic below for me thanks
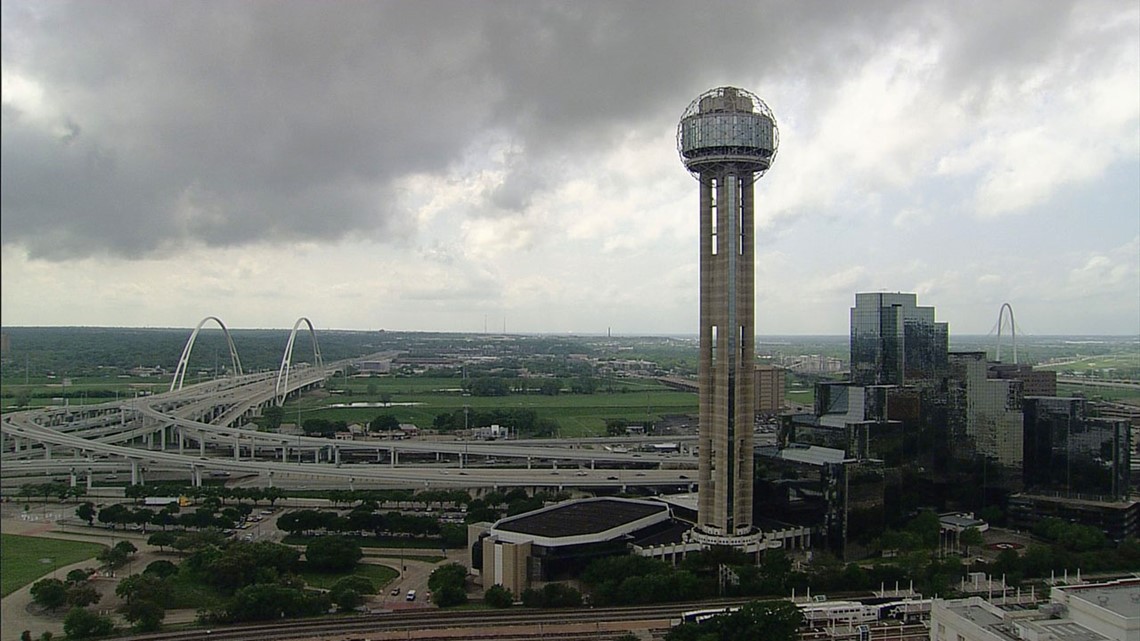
[697,170,756,537]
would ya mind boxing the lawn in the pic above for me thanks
[297,561,399,591]
[285,380,699,438]
[0,533,107,597]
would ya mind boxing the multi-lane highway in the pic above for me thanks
[1,365,697,492]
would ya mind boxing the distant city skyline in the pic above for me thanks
[2,1,1137,335]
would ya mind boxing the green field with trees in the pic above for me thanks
[1,534,106,597]
[279,375,698,438]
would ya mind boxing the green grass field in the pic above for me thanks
[1056,384,1140,405]
[298,561,399,591]
[0,533,107,597]
[288,377,699,437]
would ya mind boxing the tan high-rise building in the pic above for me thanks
[755,365,786,415]
[678,87,778,544]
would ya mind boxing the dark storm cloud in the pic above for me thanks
[0,0,1097,260]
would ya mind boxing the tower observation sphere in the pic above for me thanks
[678,86,779,178]
[678,86,778,550]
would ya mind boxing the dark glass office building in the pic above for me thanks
[1023,396,1132,500]
[850,293,948,386]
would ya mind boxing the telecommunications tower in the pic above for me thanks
[678,87,778,548]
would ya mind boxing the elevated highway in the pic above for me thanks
[2,365,697,494]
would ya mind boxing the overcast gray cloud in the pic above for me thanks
[2,0,1137,334]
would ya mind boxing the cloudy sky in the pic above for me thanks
[2,1,1137,336]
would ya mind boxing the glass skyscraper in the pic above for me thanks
[850,292,948,386]
[1023,396,1132,500]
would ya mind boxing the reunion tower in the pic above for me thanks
[677,87,778,549]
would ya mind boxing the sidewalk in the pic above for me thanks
[0,503,170,641]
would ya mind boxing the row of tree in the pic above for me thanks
[431,407,558,436]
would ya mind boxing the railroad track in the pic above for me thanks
[112,601,750,641]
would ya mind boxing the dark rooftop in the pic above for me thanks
[632,521,692,547]
[497,498,667,539]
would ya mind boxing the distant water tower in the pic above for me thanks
[677,87,778,548]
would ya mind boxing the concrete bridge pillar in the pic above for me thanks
[178,429,185,455]
[527,457,532,470]
[459,453,465,469]
[591,459,596,470]
[280,447,287,462]
[69,468,77,488]
[131,460,140,486]
[44,444,52,461]
[391,449,398,467]
[86,470,93,492]
[348,477,354,491]
[199,438,206,457]
[191,465,202,487]
[267,470,274,488]
[233,437,240,461]
[334,447,340,466]
[160,426,167,451]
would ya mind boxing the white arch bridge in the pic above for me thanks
[1,319,697,493]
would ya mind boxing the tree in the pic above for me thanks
[143,560,179,579]
[117,574,171,608]
[304,536,362,573]
[538,379,562,396]
[148,531,176,552]
[263,405,284,430]
[483,584,513,608]
[905,510,941,549]
[960,527,984,557]
[30,579,68,611]
[666,600,803,641]
[225,584,330,622]
[66,569,93,585]
[434,584,467,607]
[428,562,467,594]
[370,414,400,433]
[335,588,364,612]
[62,607,115,639]
[122,598,165,632]
[522,583,581,608]
[331,575,375,596]
[75,502,96,526]
[66,584,102,608]
[97,504,131,530]
[329,576,374,612]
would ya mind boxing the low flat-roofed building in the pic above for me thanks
[931,579,1140,641]
[940,512,989,534]
[471,497,673,595]
[1051,579,1140,641]
[1007,493,1139,542]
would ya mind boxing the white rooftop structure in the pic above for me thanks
[1051,579,1140,641]
[932,579,1140,641]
